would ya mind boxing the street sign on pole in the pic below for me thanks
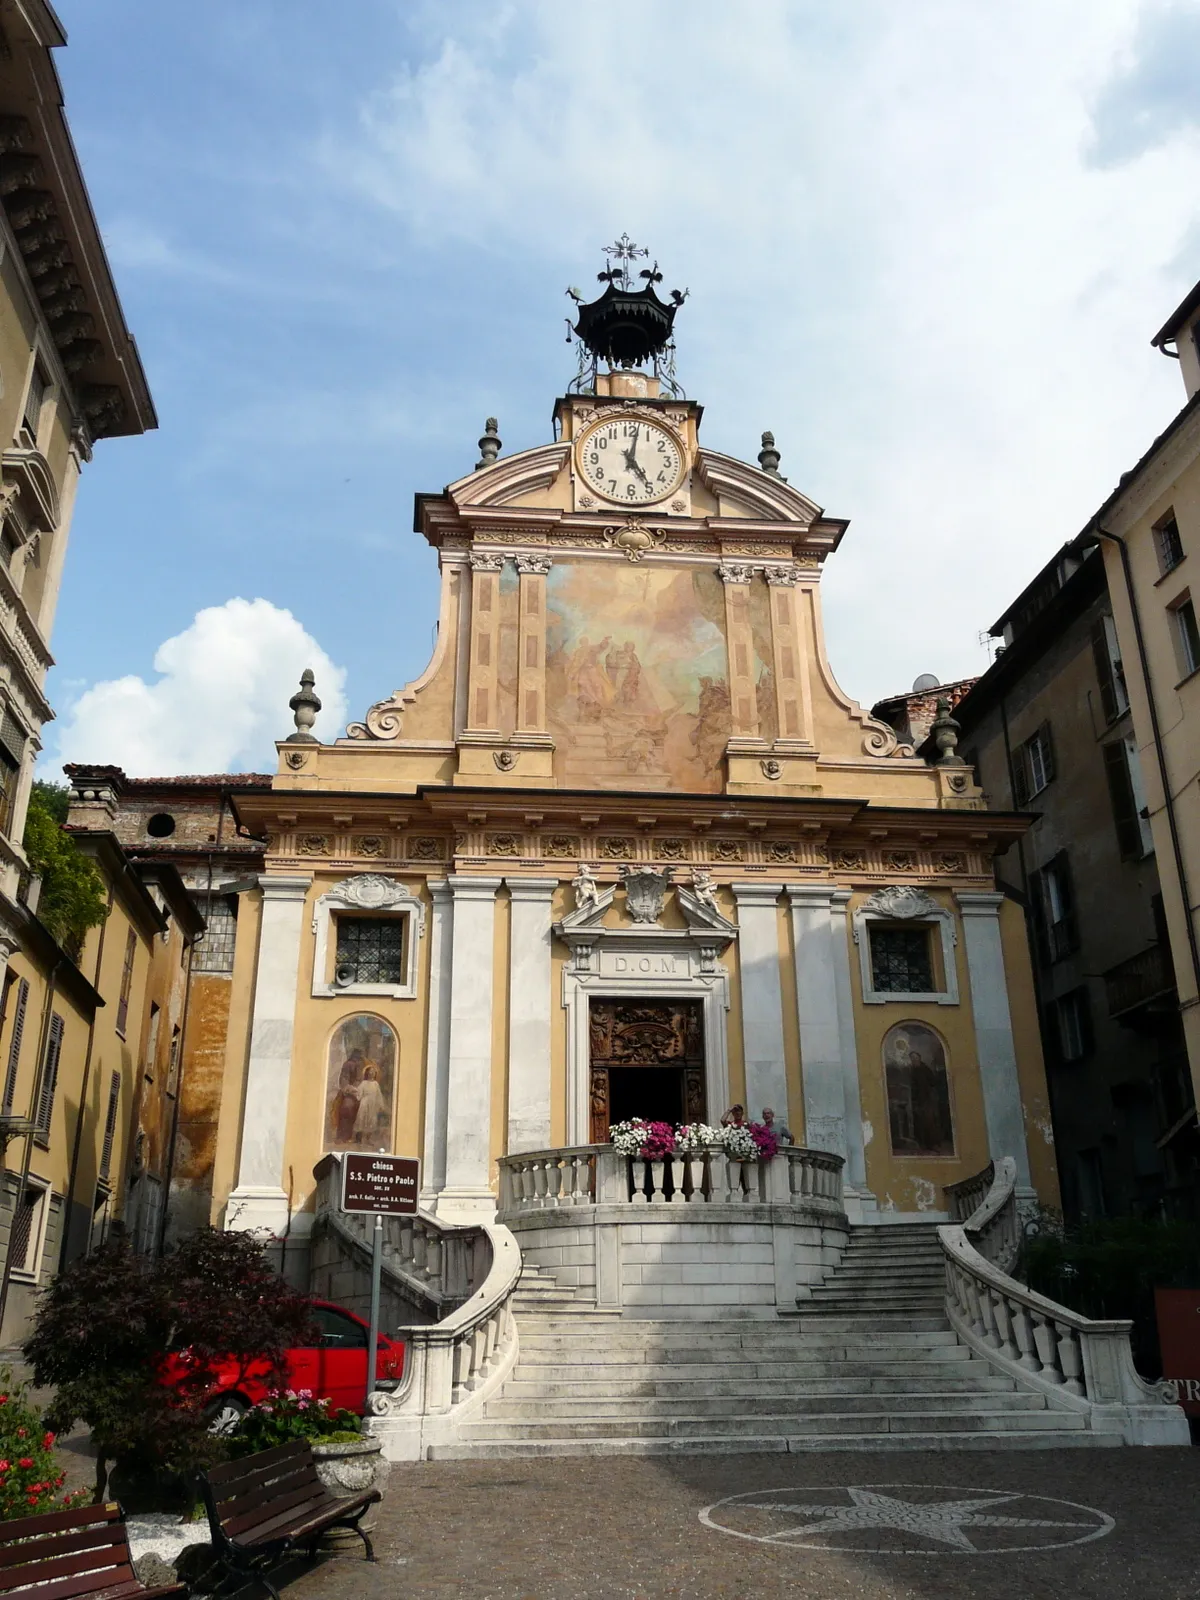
[339,1154,419,1401]
[341,1153,419,1215]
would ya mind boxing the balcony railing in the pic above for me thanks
[1103,943,1175,1019]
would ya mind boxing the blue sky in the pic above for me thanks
[45,1,1200,774]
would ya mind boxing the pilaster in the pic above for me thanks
[437,875,502,1218]
[764,566,812,747]
[830,888,868,1192]
[463,553,504,737]
[514,554,552,740]
[419,879,453,1203]
[505,877,558,1153]
[786,882,851,1162]
[956,891,1032,1189]
[732,883,788,1123]
[227,874,312,1236]
[718,564,762,743]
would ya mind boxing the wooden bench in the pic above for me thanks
[0,1501,185,1600]
[199,1440,381,1600]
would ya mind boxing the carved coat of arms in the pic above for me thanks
[619,864,674,925]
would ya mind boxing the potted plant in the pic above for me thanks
[227,1390,387,1497]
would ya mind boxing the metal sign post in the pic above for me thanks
[340,1153,419,1404]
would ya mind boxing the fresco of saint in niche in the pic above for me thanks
[883,1022,955,1157]
[545,562,730,791]
[325,1014,396,1153]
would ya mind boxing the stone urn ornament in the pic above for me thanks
[311,1435,389,1498]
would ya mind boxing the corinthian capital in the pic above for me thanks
[514,553,553,576]
[718,562,754,585]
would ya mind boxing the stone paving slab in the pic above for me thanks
[287,1448,1200,1600]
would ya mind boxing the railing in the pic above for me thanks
[498,1143,844,1216]
[944,1156,1020,1274]
[1103,943,1175,1019]
[311,1156,523,1457]
[938,1157,1188,1445]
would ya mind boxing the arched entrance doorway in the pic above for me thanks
[588,998,706,1141]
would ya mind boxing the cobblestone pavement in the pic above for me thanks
[287,1449,1200,1600]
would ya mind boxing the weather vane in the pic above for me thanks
[599,233,649,291]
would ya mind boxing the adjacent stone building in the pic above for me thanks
[0,3,154,1335]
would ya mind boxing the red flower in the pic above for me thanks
[0,1460,9,1471]
[42,1433,54,1449]
[17,1458,33,1469]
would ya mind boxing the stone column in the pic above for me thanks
[514,554,551,736]
[956,891,1032,1188]
[718,564,761,741]
[228,874,311,1236]
[438,875,502,1218]
[506,877,557,1153]
[419,880,452,1205]
[787,883,851,1162]
[830,888,867,1190]
[764,565,812,746]
[463,553,504,736]
[733,883,789,1123]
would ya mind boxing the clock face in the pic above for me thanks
[576,416,685,505]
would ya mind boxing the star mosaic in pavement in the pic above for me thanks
[700,1484,1116,1555]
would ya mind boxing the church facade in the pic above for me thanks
[169,246,1061,1266]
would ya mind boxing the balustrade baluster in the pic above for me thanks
[410,1224,426,1278]
[648,1158,667,1203]
[1011,1304,1040,1370]
[1055,1323,1086,1396]
[990,1291,1019,1361]
[631,1157,649,1202]
[1030,1312,1060,1381]
[545,1157,563,1207]
[425,1229,443,1289]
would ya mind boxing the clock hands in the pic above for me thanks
[622,426,652,490]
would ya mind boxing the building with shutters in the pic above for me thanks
[935,540,1198,1220]
[0,4,154,1341]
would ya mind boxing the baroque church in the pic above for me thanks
[70,242,1192,1455]
[191,239,1054,1239]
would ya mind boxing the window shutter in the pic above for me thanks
[100,1071,120,1180]
[2,977,28,1112]
[0,708,25,769]
[1055,854,1078,955]
[34,1013,64,1138]
[1037,722,1056,784]
[1010,746,1030,807]
[1091,620,1118,724]
[1102,740,1142,860]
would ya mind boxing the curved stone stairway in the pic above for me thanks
[432,1223,1104,1458]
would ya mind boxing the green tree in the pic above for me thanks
[21,784,106,953]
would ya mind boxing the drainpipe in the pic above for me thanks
[1093,526,1200,1010]
[58,884,115,1272]
[0,957,61,1337]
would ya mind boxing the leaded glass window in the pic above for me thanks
[193,897,237,974]
[335,916,404,985]
[868,925,934,994]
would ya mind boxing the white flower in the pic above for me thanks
[675,1122,725,1151]
[722,1124,758,1160]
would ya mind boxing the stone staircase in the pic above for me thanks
[433,1223,1105,1458]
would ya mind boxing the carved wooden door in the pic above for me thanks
[588,998,705,1142]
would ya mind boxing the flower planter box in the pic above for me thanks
[311,1437,389,1498]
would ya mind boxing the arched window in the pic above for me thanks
[324,1014,397,1154]
[882,1021,954,1158]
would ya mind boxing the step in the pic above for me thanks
[514,1330,964,1356]
[510,1357,992,1385]
[461,1408,1085,1442]
[499,1372,1019,1399]
[429,1428,1105,1460]
[485,1390,1045,1420]
[794,1314,947,1331]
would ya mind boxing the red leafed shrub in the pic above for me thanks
[0,1370,87,1520]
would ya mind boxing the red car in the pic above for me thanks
[159,1300,405,1433]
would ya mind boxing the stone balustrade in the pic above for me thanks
[943,1160,996,1225]
[937,1158,1188,1446]
[498,1142,844,1216]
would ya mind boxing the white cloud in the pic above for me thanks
[324,0,1200,702]
[50,599,348,778]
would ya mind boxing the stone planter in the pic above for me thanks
[311,1436,389,1497]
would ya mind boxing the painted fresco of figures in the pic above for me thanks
[324,1013,397,1153]
[883,1021,955,1157]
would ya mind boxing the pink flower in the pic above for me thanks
[297,1401,308,1410]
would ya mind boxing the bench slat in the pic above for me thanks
[4,1559,139,1600]
[205,1441,308,1487]
[0,1527,126,1573]
[232,1491,380,1553]
[0,1546,131,1591]
[0,1506,122,1545]
[215,1461,320,1521]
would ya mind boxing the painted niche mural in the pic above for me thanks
[883,1022,955,1157]
[324,1013,396,1153]
[543,561,730,791]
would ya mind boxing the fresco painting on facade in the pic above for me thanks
[324,1014,396,1153]
[545,561,730,790]
[883,1021,955,1157]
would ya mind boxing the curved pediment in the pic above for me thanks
[694,449,822,524]
[448,443,570,509]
